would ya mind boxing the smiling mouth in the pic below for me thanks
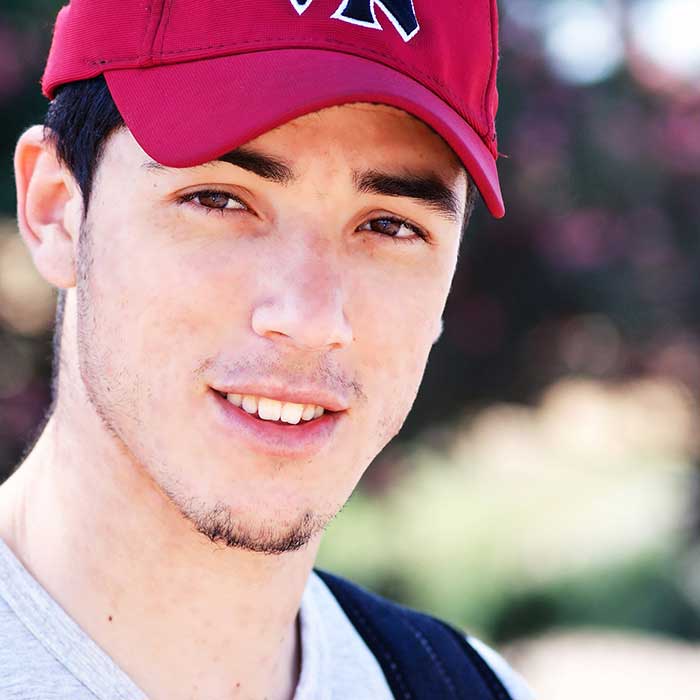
[213,390,337,425]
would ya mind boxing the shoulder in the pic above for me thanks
[314,570,535,700]
[465,635,536,700]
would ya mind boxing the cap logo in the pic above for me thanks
[289,0,420,42]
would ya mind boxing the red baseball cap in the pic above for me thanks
[42,0,505,218]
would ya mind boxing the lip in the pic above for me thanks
[211,383,350,413]
[208,389,345,458]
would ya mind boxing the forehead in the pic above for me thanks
[252,103,463,170]
[111,103,461,177]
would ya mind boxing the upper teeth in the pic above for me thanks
[226,394,325,424]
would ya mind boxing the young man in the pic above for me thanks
[0,1,533,698]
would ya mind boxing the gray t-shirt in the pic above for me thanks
[0,538,533,699]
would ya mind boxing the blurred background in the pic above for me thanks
[1,0,699,697]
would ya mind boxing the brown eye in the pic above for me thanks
[199,192,229,208]
[370,218,402,235]
[195,192,244,210]
[358,217,425,241]
[179,189,247,212]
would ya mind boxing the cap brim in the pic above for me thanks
[105,49,504,218]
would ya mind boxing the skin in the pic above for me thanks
[0,103,467,700]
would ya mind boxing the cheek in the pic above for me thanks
[352,253,450,364]
[351,274,445,438]
[89,213,251,351]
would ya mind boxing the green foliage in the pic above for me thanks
[318,404,699,644]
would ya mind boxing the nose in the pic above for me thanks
[251,248,353,352]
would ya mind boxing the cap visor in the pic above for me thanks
[105,49,504,218]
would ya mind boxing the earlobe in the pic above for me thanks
[14,124,82,290]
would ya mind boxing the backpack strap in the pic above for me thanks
[315,569,513,700]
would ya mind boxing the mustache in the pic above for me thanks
[195,352,366,403]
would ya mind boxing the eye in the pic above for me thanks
[179,190,247,213]
[358,216,427,242]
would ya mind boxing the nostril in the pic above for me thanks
[250,295,352,351]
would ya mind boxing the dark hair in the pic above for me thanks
[43,76,125,212]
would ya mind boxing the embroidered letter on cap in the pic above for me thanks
[288,0,313,14]
[289,0,420,42]
[332,0,419,41]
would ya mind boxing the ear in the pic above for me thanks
[14,125,83,290]
[432,317,444,345]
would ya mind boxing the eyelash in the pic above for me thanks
[357,217,427,244]
[177,190,247,214]
[177,189,429,244]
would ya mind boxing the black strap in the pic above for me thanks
[315,569,513,700]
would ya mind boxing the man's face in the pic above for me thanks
[76,103,467,553]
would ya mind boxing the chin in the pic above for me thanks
[183,499,330,554]
[157,474,334,554]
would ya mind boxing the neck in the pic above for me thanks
[0,388,316,700]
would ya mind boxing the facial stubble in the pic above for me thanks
[74,221,336,555]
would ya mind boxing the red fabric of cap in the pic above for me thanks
[105,49,504,217]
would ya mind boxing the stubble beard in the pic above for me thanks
[73,222,334,556]
[162,490,332,555]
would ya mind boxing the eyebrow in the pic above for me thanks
[215,148,295,184]
[143,151,461,221]
[142,147,295,184]
[354,169,461,222]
